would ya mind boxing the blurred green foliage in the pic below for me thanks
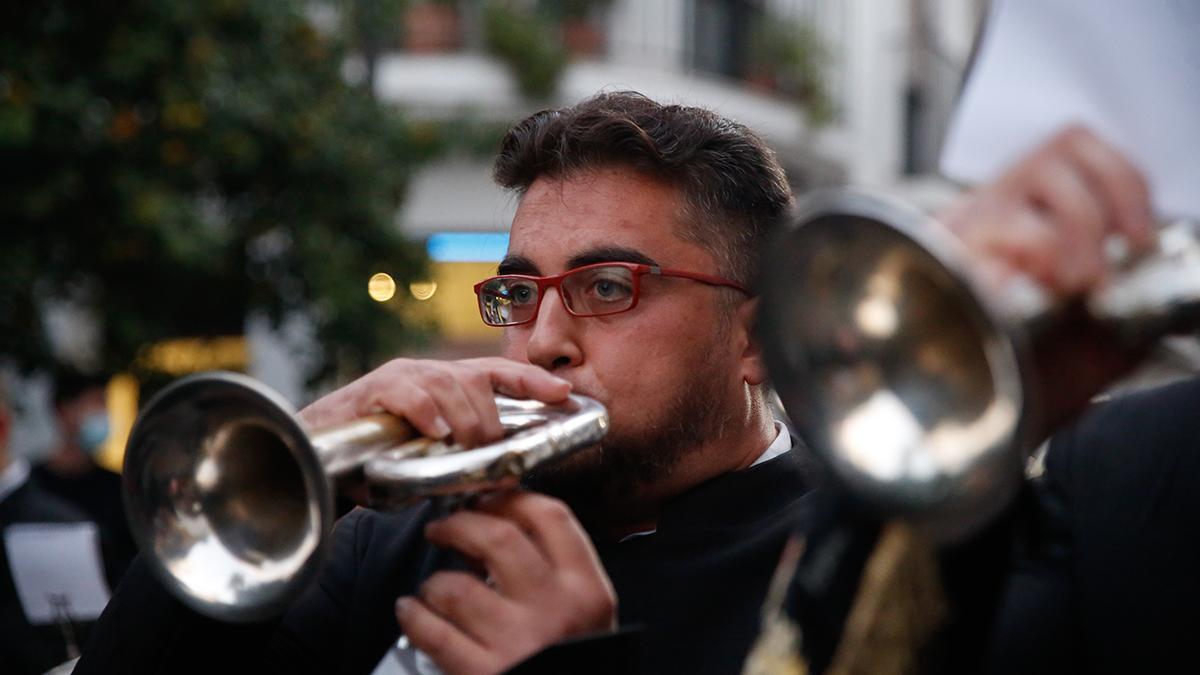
[0,0,443,383]
[483,0,567,100]
[536,0,614,21]
[747,14,836,127]
[342,0,406,88]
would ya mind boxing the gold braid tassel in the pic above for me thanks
[825,522,946,675]
[742,522,946,675]
[742,536,809,675]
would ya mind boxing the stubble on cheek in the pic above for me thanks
[522,352,736,524]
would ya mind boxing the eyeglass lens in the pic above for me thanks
[478,265,637,326]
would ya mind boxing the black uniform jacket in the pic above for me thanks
[988,376,1200,674]
[76,445,822,675]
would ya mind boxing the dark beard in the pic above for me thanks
[522,368,736,529]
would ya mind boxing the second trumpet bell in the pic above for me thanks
[759,189,1200,540]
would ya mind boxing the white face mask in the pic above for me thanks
[76,411,110,456]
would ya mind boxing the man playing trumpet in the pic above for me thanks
[76,91,1161,674]
[80,91,806,675]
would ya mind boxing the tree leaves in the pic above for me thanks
[1,0,431,384]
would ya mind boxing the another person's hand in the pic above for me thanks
[939,126,1156,431]
[298,357,571,448]
[396,491,618,675]
[938,125,1154,296]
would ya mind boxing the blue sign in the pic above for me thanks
[426,232,510,263]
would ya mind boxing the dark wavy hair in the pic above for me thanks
[493,91,792,288]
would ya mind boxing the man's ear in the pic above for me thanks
[735,298,769,386]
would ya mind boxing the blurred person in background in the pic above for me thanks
[31,370,137,584]
[0,380,104,673]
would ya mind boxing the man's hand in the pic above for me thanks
[396,491,618,675]
[298,357,571,448]
[940,126,1157,431]
[939,125,1154,295]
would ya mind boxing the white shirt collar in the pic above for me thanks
[0,458,31,505]
[749,421,790,468]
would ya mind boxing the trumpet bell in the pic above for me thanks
[123,371,609,622]
[123,372,332,622]
[760,191,1028,539]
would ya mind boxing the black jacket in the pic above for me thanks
[76,446,821,674]
[31,463,137,586]
[988,376,1200,674]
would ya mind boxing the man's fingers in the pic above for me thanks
[475,493,620,634]
[475,493,609,584]
[451,365,506,445]
[468,358,571,402]
[395,596,492,675]
[1057,126,1154,249]
[299,357,567,448]
[362,383,453,441]
[1025,157,1108,289]
[352,361,500,445]
[418,571,516,647]
[423,375,490,448]
[961,208,1065,291]
[298,377,368,428]
[944,126,1155,299]
[424,510,552,597]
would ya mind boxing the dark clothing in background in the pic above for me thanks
[988,376,1200,675]
[782,377,1200,674]
[1,477,101,675]
[783,488,1024,674]
[76,446,822,675]
[31,463,136,586]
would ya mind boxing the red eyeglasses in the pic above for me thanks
[473,262,750,327]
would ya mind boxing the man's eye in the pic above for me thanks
[590,278,631,300]
[510,285,536,304]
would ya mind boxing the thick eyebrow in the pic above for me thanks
[497,246,661,276]
[567,246,659,270]
[497,254,540,276]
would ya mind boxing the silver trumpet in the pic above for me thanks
[122,371,608,622]
[759,190,1200,540]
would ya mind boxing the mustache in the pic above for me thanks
[555,379,605,403]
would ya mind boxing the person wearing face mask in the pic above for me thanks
[31,370,136,585]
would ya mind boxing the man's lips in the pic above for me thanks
[562,383,604,404]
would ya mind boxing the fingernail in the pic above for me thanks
[431,416,451,438]
[396,597,412,614]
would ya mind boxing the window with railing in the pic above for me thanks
[686,0,757,78]
[684,0,838,125]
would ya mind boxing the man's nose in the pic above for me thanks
[524,287,583,371]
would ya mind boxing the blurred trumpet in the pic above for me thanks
[759,190,1200,540]
[122,371,608,621]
